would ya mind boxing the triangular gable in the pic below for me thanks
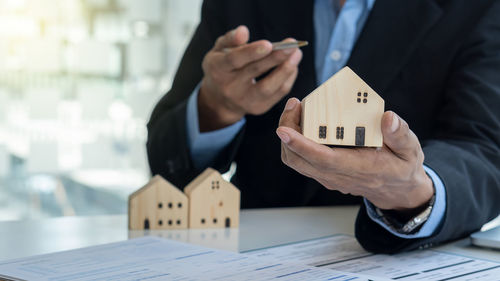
[303,66,382,102]
[184,168,219,196]
[129,175,180,199]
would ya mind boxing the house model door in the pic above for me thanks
[355,127,365,146]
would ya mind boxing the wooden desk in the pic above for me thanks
[1,206,499,263]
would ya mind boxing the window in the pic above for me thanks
[357,92,368,103]
[0,0,203,221]
[336,127,344,140]
[319,126,327,139]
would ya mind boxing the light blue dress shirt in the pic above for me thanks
[186,0,446,238]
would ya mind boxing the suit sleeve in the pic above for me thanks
[146,0,244,188]
[186,85,246,170]
[355,1,500,253]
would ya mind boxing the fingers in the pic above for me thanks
[239,48,295,80]
[239,38,300,79]
[276,98,385,172]
[277,98,338,166]
[213,25,249,50]
[211,40,272,72]
[225,40,273,69]
[276,125,336,167]
[230,48,300,115]
[277,99,327,179]
[382,111,423,161]
[211,26,272,71]
[255,49,302,95]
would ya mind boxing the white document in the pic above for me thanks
[0,236,379,281]
[245,235,500,281]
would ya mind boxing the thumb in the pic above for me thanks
[213,25,249,51]
[382,111,421,160]
[278,98,302,133]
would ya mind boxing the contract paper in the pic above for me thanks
[0,236,380,281]
[245,235,500,281]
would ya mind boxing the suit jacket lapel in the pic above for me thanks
[347,0,443,95]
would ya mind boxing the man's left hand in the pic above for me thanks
[276,98,434,213]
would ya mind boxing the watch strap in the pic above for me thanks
[374,194,436,234]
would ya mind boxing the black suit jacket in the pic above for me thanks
[147,0,500,253]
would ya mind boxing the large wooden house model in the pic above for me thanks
[128,175,188,230]
[184,168,240,229]
[301,66,384,147]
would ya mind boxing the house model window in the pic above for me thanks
[301,66,384,147]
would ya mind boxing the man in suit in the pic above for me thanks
[147,0,500,253]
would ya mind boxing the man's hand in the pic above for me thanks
[276,98,434,213]
[198,25,303,132]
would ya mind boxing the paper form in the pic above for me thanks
[0,236,380,281]
[245,235,500,281]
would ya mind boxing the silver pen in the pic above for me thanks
[223,40,308,53]
[271,40,309,50]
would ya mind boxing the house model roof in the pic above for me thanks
[129,175,181,199]
[185,168,212,195]
[184,168,235,195]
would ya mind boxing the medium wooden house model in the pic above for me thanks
[184,168,240,229]
[128,175,188,230]
[301,66,384,147]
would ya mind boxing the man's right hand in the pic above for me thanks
[198,25,303,132]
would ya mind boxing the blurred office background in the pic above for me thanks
[0,0,202,220]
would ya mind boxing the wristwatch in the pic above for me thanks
[375,193,436,234]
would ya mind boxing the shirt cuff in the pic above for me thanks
[186,84,246,170]
[363,165,446,239]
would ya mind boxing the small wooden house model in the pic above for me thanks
[128,175,188,230]
[301,66,384,147]
[184,168,240,229]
